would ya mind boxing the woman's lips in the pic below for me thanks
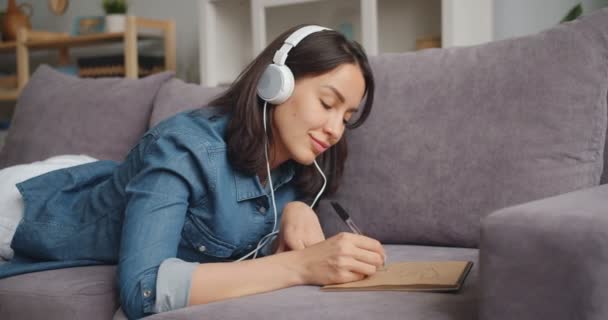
[310,135,328,154]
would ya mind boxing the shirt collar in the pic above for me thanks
[235,161,296,202]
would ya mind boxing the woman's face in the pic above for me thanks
[270,63,366,167]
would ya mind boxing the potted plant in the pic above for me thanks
[561,1,608,23]
[102,0,127,32]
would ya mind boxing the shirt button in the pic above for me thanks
[198,245,206,252]
[247,244,253,249]
[258,206,267,214]
[143,290,151,298]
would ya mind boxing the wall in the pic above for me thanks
[442,0,493,47]
[494,0,606,40]
[0,0,199,82]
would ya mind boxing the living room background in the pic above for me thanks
[0,0,605,83]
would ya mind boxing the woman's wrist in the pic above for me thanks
[272,249,308,286]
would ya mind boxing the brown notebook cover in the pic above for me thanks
[321,260,473,292]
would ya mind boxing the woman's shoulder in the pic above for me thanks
[147,107,230,148]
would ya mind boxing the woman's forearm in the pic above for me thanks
[187,250,304,306]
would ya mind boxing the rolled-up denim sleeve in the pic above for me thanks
[154,258,200,313]
[118,132,209,319]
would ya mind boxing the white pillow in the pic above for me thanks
[0,154,98,261]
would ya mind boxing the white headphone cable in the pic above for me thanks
[235,101,327,261]
[311,159,327,208]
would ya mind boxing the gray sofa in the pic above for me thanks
[0,9,607,320]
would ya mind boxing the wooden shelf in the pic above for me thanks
[0,89,19,101]
[0,16,176,101]
[0,41,17,53]
[24,32,161,50]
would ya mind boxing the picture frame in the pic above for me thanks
[72,16,105,36]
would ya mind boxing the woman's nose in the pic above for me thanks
[323,117,344,143]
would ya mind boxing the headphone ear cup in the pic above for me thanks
[257,64,294,105]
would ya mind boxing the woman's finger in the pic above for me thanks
[342,257,378,277]
[337,271,366,284]
[349,247,384,268]
[346,234,386,260]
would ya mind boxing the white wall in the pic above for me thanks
[493,0,606,40]
[442,0,493,47]
[0,0,200,82]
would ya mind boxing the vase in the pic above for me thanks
[105,14,126,33]
[1,0,33,41]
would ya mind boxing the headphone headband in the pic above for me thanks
[257,25,332,105]
[273,25,330,66]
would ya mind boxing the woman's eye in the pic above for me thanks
[321,100,350,125]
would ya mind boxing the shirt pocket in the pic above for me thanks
[180,216,237,260]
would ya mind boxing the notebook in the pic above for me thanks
[321,260,473,292]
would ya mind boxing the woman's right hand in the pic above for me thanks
[290,232,386,285]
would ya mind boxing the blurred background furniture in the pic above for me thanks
[0,15,175,102]
[198,0,493,86]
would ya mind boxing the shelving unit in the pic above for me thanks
[0,16,176,101]
[198,0,493,87]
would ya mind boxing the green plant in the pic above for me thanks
[562,1,608,23]
[561,3,583,22]
[102,0,128,15]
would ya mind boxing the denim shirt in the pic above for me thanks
[0,108,300,319]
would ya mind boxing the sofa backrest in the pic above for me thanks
[315,8,608,248]
[148,78,226,128]
[0,67,174,168]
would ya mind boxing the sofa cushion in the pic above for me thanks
[135,245,478,320]
[0,265,118,320]
[0,66,174,168]
[318,9,608,248]
[149,78,225,128]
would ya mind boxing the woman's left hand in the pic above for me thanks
[273,201,325,253]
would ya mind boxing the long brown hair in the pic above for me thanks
[207,24,375,203]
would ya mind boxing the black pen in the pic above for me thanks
[330,201,387,267]
[330,201,363,235]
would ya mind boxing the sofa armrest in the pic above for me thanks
[479,184,608,320]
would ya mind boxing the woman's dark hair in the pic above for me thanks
[207,24,375,201]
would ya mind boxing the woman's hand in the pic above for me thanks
[288,232,387,285]
[273,201,325,253]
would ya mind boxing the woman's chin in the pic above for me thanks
[291,150,318,166]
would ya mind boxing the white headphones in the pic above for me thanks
[256,25,331,105]
[235,25,331,261]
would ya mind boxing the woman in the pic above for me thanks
[0,24,385,319]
